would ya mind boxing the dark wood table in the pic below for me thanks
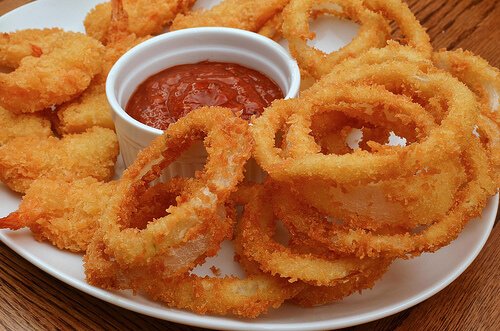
[1,0,499,330]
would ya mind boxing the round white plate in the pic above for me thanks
[1,1,498,330]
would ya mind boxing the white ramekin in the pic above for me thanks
[106,27,300,180]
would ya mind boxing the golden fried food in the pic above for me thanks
[363,0,432,56]
[0,0,498,321]
[257,10,284,41]
[55,83,114,134]
[55,0,151,135]
[0,29,104,113]
[0,127,118,193]
[0,177,194,252]
[0,106,52,145]
[170,0,289,32]
[433,49,500,186]
[282,0,390,79]
[0,28,62,68]
[85,107,252,287]
[0,178,117,252]
[84,0,195,43]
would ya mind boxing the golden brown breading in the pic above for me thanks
[0,28,62,68]
[55,0,150,135]
[84,0,195,43]
[1,177,117,252]
[170,0,289,32]
[0,106,53,145]
[0,178,185,252]
[0,127,118,193]
[0,29,104,114]
[55,82,114,135]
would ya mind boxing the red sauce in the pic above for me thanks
[126,61,284,130]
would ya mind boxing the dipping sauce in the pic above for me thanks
[126,61,284,130]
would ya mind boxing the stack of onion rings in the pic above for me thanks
[251,45,495,258]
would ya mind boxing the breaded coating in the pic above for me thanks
[0,29,104,114]
[0,178,184,252]
[0,106,52,145]
[55,0,150,134]
[258,10,284,41]
[170,0,289,32]
[0,28,62,69]
[55,82,114,134]
[0,127,118,193]
[0,178,117,252]
[84,0,195,43]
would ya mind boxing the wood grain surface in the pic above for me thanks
[0,0,499,330]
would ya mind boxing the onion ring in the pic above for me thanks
[238,182,385,286]
[363,0,432,57]
[282,0,390,79]
[273,138,494,258]
[433,49,500,186]
[288,236,391,306]
[252,54,477,185]
[87,107,252,280]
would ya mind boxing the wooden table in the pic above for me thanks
[1,0,499,330]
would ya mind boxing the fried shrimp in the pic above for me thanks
[55,83,114,134]
[56,0,150,134]
[0,28,62,68]
[0,127,118,193]
[0,29,104,114]
[0,106,52,145]
[170,0,290,32]
[84,0,195,43]
[0,178,188,252]
[0,178,117,252]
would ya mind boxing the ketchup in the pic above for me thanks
[126,61,284,130]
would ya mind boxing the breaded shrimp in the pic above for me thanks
[55,0,150,134]
[0,178,186,252]
[0,29,104,114]
[55,82,114,135]
[0,106,52,145]
[170,0,290,32]
[0,127,118,193]
[1,178,117,252]
[84,0,195,43]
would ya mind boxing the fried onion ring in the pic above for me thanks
[433,49,500,186]
[88,107,252,279]
[363,0,432,57]
[282,0,390,79]
[252,55,477,185]
[273,138,494,258]
[287,236,391,306]
[238,182,385,286]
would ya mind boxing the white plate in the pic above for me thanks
[0,1,498,330]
